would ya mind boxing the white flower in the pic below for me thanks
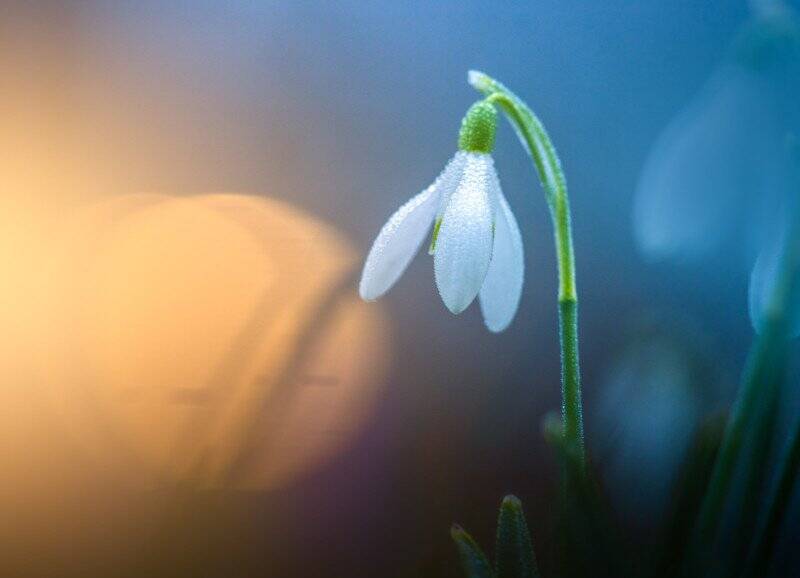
[632,64,793,263]
[359,150,524,332]
[633,7,799,264]
[633,7,800,336]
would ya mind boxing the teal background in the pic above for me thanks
[5,2,800,576]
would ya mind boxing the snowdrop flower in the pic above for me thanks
[360,70,586,463]
[634,4,800,335]
[634,67,793,262]
[633,5,799,264]
[359,100,524,332]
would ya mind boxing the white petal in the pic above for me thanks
[428,151,469,255]
[479,178,524,332]
[434,153,495,314]
[359,156,462,300]
[433,151,469,222]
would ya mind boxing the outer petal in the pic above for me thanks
[434,151,469,221]
[479,176,524,332]
[434,153,495,314]
[359,156,462,300]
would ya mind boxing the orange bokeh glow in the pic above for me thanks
[3,193,391,493]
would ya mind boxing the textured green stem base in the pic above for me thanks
[559,298,584,465]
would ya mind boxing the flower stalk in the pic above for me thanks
[470,71,585,466]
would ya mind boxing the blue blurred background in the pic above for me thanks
[2,1,799,576]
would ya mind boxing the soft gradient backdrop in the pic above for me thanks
[2,2,798,576]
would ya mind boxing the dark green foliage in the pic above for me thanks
[451,496,540,578]
[655,414,725,578]
[495,496,539,578]
[451,525,495,578]
[742,415,800,578]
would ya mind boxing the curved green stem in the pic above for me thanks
[471,71,584,466]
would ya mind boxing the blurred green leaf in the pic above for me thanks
[742,412,800,578]
[542,411,629,576]
[495,495,539,578]
[451,524,495,578]
[655,413,725,578]
[687,318,792,576]
[725,379,782,574]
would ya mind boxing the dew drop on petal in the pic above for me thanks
[434,153,495,315]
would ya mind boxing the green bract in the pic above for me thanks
[458,100,498,153]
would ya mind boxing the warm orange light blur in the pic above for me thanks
[0,192,390,496]
[0,6,393,572]
[53,193,391,489]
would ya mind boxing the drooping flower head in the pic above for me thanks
[359,100,524,332]
[633,2,800,335]
[633,4,799,264]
